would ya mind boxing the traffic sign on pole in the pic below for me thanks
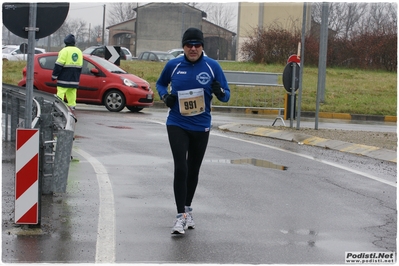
[287,54,300,65]
[105,46,121,65]
[2,2,69,39]
[282,62,300,93]
[3,2,70,128]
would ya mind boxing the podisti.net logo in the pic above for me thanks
[345,252,395,264]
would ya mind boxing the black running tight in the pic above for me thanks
[167,125,210,214]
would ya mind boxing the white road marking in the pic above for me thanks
[73,147,115,263]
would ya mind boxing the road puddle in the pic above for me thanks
[205,158,288,170]
[279,229,318,247]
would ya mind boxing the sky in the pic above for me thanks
[67,1,239,29]
[68,2,110,27]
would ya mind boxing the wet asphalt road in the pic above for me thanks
[2,106,396,264]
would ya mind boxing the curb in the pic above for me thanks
[212,106,397,123]
[150,102,397,122]
[218,123,397,163]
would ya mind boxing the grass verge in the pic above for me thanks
[2,60,396,116]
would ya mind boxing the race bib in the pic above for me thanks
[177,88,205,116]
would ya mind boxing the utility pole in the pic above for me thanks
[88,23,91,46]
[102,4,106,45]
[315,2,329,130]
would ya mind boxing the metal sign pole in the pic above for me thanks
[25,3,37,129]
[296,2,307,130]
[315,2,329,130]
[289,63,296,128]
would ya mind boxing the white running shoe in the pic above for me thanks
[171,213,187,234]
[185,207,195,229]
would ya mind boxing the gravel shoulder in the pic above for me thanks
[264,126,397,151]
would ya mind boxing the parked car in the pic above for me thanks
[168,48,207,58]
[2,45,46,61]
[167,48,184,58]
[120,47,133,60]
[17,52,154,112]
[137,51,175,62]
[82,46,133,60]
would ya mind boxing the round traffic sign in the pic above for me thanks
[282,62,300,93]
[2,3,69,39]
[287,54,300,64]
[19,43,28,54]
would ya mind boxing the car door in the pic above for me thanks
[12,49,28,61]
[36,55,58,93]
[140,52,149,60]
[148,53,157,61]
[77,59,103,104]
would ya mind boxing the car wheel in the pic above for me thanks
[104,90,126,112]
[126,106,143,112]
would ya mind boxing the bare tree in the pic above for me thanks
[198,3,236,31]
[366,3,397,34]
[90,25,103,45]
[107,3,138,26]
[55,19,88,46]
[312,2,396,39]
[342,3,368,39]
[386,3,398,30]
[193,3,237,59]
[51,18,107,49]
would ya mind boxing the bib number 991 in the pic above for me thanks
[184,100,197,110]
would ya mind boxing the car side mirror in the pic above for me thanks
[90,68,99,75]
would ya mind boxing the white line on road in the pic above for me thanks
[73,147,116,263]
[211,132,397,188]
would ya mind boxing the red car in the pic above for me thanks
[17,52,154,112]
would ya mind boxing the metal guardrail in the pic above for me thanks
[2,83,76,194]
[223,70,283,87]
[215,71,285,111]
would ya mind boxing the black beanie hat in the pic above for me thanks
[182,28,204,47]
[64,34,76,46]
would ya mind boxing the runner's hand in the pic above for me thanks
[163,94,177,108]
[211,80,225,98]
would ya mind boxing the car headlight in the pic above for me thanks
[121,77,138,88]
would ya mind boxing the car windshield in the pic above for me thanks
[2,47,16,54]
[82,47,96,54]
[90,56,127,73]
[121,48,129,55]
[156,53,175,61]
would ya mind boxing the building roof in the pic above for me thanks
[106,18,136,30]
[133,2,207,18]
[202,19,236,36]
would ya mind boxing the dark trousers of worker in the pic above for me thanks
[167,125,210,214]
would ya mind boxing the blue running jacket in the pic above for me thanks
[156,54,230,132]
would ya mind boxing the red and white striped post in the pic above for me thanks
[15,128,39,224]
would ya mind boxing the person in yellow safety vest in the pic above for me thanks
[51,34,83,110]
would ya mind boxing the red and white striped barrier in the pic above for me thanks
[15,128,39,224]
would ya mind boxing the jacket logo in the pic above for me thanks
[177,71,187,74]
[196,72,211,85]
[72,53,79,62]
